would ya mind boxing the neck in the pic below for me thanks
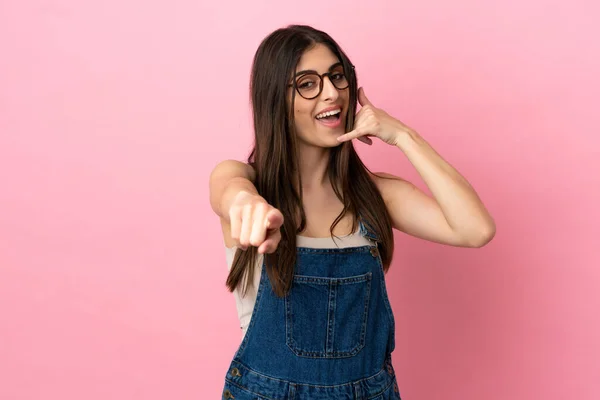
[297,142,331,191]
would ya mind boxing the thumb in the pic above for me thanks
[358,87,372,107]
[265,208,284,229]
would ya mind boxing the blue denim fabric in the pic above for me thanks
[222,218,400,399]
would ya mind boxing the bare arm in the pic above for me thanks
[209,159,257,220]
[209,159,283,253]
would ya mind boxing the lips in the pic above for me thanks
[316,112,343,128]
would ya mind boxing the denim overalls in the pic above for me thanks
[222,218,401,399]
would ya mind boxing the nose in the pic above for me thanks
[320,76,339,102]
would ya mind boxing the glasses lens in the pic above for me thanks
[296,73,321,99]
[329,66,349,90]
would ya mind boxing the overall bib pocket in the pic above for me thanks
[284,272,372,358]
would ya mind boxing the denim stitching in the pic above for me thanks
[293,272,372,284]
[285,272,372,358]
[326,279,335,354]
[360,277,372,348]
[230,359,391,389]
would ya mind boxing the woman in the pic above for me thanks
[209,24,495,400]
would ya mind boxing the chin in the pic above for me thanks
[326,135,345,148]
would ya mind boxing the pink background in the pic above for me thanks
[1,1,599,399]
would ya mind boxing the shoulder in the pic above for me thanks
[368,171,404,183]
[210,159,256,183]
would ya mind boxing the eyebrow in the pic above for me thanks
[294,62,343,77]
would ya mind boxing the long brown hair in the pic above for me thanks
[226,25,394,298]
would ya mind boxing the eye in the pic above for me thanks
[297,79,316,89]
[331,73,345,82]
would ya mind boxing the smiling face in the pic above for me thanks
[289,43,350,148]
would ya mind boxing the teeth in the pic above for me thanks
[316,109,341,119]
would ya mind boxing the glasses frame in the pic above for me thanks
[288,63,351,100]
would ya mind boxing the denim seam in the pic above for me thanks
[296,245,372,254]
[294,272,371,284]
[326,280,335,353]
[360,277,372,347]
[225,373,394,400]
[231,360,391,389]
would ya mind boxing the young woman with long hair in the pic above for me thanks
[209,24,495,400]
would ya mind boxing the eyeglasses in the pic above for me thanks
[289,63,350,100]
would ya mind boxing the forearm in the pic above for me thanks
[396,130,496,241]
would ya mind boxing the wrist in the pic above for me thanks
[394,128,420,151]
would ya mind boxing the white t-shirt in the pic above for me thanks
[224,230,374,340]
